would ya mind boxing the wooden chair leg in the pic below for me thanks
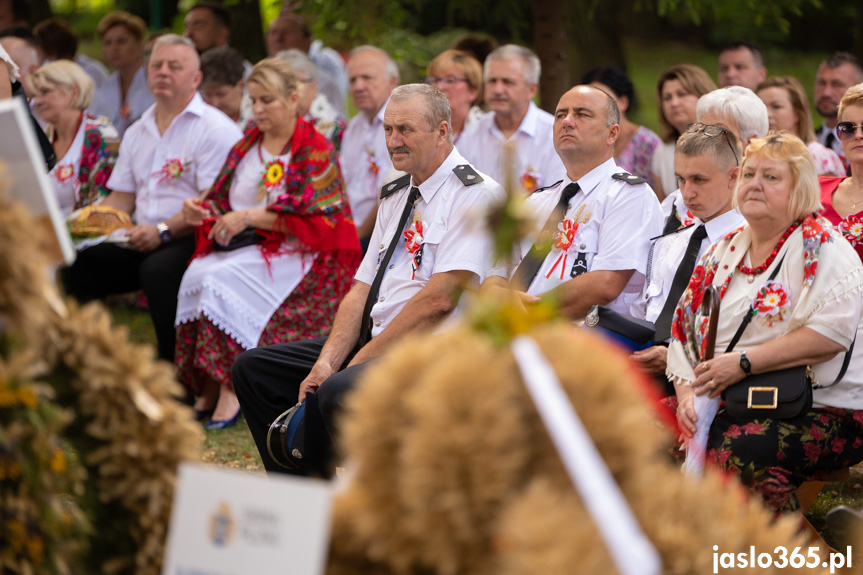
[797,480,826,514]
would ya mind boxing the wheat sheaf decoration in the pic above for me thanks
[0,169,203,575]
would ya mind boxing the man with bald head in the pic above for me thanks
[61,35,242,362]
[483,85,663,320]
[340,45,400,247]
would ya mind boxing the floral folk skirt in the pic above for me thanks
[706,407,863,512]
[175,251,355,392]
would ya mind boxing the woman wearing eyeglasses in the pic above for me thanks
[819,84,863,261]
[425,50,486,143]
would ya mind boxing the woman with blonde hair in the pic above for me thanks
[820,84,863,261]
[650,64,717,200]
[425,49,485,143]
[176,58,361,429]
[669,131,863,511]
[27,60,118,215]
[757,75,844,177]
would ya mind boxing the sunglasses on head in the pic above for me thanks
[836,122,863,141]
[685,122,739,166]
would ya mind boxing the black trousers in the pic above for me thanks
[232,336,372,475]
[59,235,195,361]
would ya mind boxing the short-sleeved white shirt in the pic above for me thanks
[632,208,745,324]
[499,158,663,314]
[457,101,565,193]
[355,148,505,338]
[89,66,154,137]
[340,101,392,227]
[107,92,243,226]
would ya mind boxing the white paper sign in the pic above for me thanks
[0,97,75,265]
[162,463,332,575]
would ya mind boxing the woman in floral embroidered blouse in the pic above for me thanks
[176,58,361,429]
[26,60,118,216]
[820,84,863,261]
[756,76,845,178]
[667,132,863,512]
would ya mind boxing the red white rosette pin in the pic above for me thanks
[546,218,578,280]
[55,164,75,183]
[403,220,424,280]
[751,281,789,327]
[840,215,863,247]
[153,157,192,184]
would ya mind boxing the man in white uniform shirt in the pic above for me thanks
[662,86,768,232]
[234,84,504,474]
[339,45,399,248]
[457,44,565,194]
[483,85,662,320]
[630,125,745,389]
[61,35,242,362]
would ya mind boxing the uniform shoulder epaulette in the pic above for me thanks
[380,174,412,199]
[452,164,484,186]
[650,223,695,242]
[531,180,563,195]
[611,172,648,185]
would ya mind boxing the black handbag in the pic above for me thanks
[213,226,261,252]
[716,254,854,419]
[584,305,655,351]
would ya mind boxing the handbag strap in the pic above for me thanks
[724,253,787,353]
[723,252,855,388]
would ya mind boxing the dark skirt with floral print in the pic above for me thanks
[706,407,863,512]
[175,250,355,392]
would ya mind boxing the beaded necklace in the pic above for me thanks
[737,218,802,283]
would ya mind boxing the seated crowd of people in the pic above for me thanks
[4,4,863,521]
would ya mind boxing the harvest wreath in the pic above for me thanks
[0,172,202,574]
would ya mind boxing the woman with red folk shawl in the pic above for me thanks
[176,59,361,429]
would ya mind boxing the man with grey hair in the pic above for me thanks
[340,45,400,247]
[61,34,242,362]
[457,43,564,193]
[0,35,38,96]
[234,83,505,475]
[483,85,663,324]
[275,49,346,152]
[662,85,768,231]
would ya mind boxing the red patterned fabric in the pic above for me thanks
[176,251,354,391]
[176,117,361,392]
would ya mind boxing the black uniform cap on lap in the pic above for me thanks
[611,172,648,185]
[380,174,412,199]
[452,164,484,186]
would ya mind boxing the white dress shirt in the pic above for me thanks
[89,66,154,137]
[340,101,392,229]
[457,101,565,193]
[495,158,663,314]
[355,148,505,338]
[106,92,242,225]
[633,208,746,324]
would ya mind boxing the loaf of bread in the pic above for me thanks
[69,205,133,237]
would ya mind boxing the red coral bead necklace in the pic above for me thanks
[737,219,802,283]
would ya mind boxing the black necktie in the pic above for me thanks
[512,183,580,290]
[653,224,708,342]
[825,131,837,152]
[356,186,420,350]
